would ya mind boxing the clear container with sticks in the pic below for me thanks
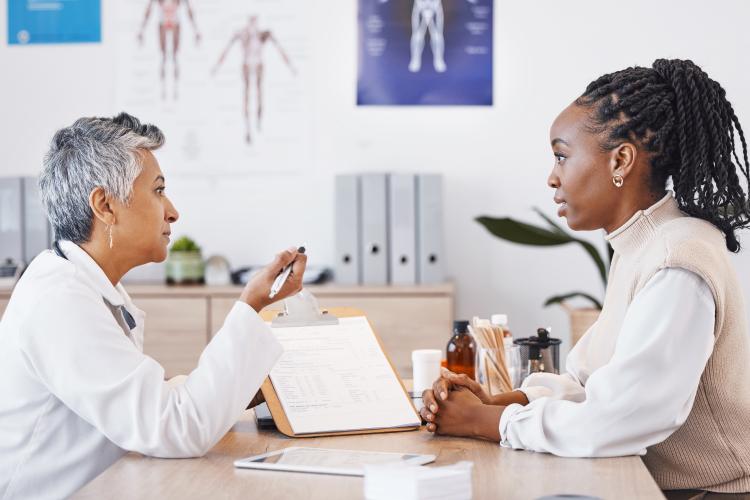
[470,317,518,395]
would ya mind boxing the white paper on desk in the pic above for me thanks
[269,316,421,434]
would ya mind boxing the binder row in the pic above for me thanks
[335,173,444,286]
[0,177,53,267]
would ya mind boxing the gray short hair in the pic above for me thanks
[39,112,165,243]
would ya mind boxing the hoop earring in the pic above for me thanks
[108,225,114,249]
[612,175,624,188]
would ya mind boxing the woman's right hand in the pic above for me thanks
[240,247,307,312]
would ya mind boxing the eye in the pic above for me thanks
[156,186,166,195]
[554,153,567,165]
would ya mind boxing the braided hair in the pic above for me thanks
[576,59,750,252]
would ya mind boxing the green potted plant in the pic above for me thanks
[166,236,205,285]
[475,209,612,345]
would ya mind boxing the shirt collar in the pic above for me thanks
[57,240,126,307]
[605,191,684,256]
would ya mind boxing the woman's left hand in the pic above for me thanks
[421,387,503,441]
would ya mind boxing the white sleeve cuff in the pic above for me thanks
[499,403,524,447]
[518,385,554,402]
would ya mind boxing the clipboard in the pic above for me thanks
[259,290,421,438]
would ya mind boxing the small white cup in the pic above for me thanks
[411,349,442,396]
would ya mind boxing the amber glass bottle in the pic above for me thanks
[446,320,476,380]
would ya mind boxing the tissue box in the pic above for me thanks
[364,461,473,500]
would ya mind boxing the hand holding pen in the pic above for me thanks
[240,246,307,313]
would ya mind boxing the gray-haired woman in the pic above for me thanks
[0,113,306,499]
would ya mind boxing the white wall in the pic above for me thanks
[2,0,750,356]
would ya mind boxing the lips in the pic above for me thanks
[554,196,567,217]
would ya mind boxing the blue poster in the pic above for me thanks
[8,0,101,45]
[358,0,493,106]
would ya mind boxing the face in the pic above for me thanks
[547,103,620,231]
[113,151,179,264]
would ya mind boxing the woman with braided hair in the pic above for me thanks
[421,59,750,497]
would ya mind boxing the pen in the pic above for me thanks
[268,246,306,299]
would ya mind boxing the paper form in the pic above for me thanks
[269,316,421,434]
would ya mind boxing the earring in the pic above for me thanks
[108,225,114,249]
[612,175,624,188]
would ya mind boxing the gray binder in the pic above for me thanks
[416,174,444,284]
[360,173,389,285]
[334,175,361,285]
[22,177,51,264]
[388,174,416,285]
[0,177,24,264]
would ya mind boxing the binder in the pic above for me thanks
[260,291,421,437]
[0,177,23,264]
[22,177,51,264]
[416,174,444,284]
[360,174,389,285]
[334,175,361,285]
[388,174,417,285]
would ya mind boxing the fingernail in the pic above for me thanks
[441,392,447,400]
[430,404,437,412]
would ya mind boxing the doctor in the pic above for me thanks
[0,112,306,499]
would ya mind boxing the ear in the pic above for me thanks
[608,142,638,179]
[88,187,117,226]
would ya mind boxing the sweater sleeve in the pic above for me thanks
[499,268,715,457]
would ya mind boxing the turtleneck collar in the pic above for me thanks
[605,191,684,256]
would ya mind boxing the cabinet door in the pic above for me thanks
[139,298,208,379]
[209,298,239,336]
[315,296,453,377]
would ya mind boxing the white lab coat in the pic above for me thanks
[0,241,282,499]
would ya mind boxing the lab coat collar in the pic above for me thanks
[57,240,126,308]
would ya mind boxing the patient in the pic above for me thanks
[0,113,306,498]
[422,59,750,498]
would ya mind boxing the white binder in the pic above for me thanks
[388,174,416,285]
[416,174,444,284]
[22,177,51,264]
[334,175,361,285]
[360,174,389,285]
[0,177,24,264]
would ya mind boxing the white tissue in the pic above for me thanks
[364,461,473,500]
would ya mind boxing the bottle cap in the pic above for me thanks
[490,314,508,326]
[453,320,470,333]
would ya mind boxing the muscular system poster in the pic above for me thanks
[115,0,312,174]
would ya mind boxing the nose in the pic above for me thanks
[547,165,560,189]
[165,197,179,223]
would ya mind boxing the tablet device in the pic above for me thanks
[233,447,436,476]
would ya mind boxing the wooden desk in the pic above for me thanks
[73,411,664,499]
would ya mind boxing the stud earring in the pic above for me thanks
[612,175,624,188]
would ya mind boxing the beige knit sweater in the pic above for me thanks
[601,193,750,492]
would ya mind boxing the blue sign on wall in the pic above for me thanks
[8,0,101,45]
[358,0,493,106]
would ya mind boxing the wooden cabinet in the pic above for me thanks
[0,284,454,378]
[138,297,209,379]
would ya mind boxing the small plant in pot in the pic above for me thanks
[475,208,612,346]
[166,236,205,285]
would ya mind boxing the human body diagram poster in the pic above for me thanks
[115,0,312,174]
[358,0,493,106]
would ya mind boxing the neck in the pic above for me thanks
[79,240,131,286]
[604,189,667,234]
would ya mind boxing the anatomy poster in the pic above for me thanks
[115,0,312,174]
[358,0,493,106]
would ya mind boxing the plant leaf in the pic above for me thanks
[544,291,602,310]
[475,216,573,246]
[532,208,608,286]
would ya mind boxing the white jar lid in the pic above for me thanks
[490,314,508,326]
